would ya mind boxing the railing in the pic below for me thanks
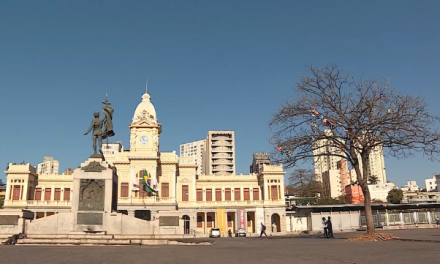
[212,153,233,158]
[4,200,72,207]
[195,200,266,206]
[211,147,233,152]
[117,197,177,204]
[211,141,232,146]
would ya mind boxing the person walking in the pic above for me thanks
[436,216,439,226]
[260,222,267,237]
[327,216,334,238]
[322,217,328,238]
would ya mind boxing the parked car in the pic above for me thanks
[210,228,221,238]
[235,228,246,237]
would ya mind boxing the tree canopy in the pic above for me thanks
[270,64,440,233]
[387,189,404,204]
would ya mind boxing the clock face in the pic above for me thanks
[139,136,149,145]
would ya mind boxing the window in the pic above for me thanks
[121,183,129,198]
[182,185,189,201]
[197,216,203,228]
[215,188,222,201]
[271,186,278,201]
[206,189,212,201]
[54,188,61,201]
[253,188,259,201]
[12,186,20,200]
[225,188,231,201]
[244,188,250,201]
[35,188,42,200]
[64,188,70,201]
[234,188,241,201]
[44,188,52,201]
[207,216,213,227]
[161,183,169,198]
[197,189,203,201]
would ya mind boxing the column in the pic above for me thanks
[22,180,29,201]
[204,213,207,234]
[214,212,217,228]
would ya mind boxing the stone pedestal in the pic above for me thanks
[72,157,118,232]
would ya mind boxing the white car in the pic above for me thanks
[210,228,221,238]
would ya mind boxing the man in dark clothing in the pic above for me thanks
[260,222,267,237]
[327,217,334,238]
[3,233,24,245]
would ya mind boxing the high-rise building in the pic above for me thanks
[250,152,271,174]
[37,156,59,175]
[313,130,386,184]
[63,168,74,175]
[180,139,205,175]
[202,131,235,175]
[102,141,124,159]
[313,130,344,182]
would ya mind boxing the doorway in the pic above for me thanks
[183,215,190,234]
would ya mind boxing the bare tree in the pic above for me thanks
[288,169,323,197]
[270,64,440,234]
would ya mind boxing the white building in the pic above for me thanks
[313,130,387,184]
[425,175,438,191]
[313,130,344,182]
[202,131,236,175]
[102,141,124,159]
[401,181,420,192]
[180,139,205,175]
[357,145,387,184]
[368,183,396,202]
[37,156,59,175]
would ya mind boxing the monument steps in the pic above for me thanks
[13,234,214,246]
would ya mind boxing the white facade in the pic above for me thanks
[401,181,420,192]
[102,142,124,159]
[322,170,343,198]
[358,145,387,184]
[37,156,59,175]
[179,139,205,175]
[313,130,344,182]
[368,183,396,202]
[425,175,438,191]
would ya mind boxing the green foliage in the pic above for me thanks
[369,175,379,184]
[287,169,323,197]
[387,189,404,204]
[317,195,347,205]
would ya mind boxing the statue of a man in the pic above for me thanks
[84,111,106,155]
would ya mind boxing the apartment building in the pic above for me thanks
[37,156,59,175]
[180,139,205,175]
[425,175,438,191]
[202,131,235,175]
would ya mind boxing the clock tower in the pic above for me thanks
[129,91,161,156]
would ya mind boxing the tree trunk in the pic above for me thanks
[360,181,375,234]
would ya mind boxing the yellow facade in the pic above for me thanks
[3,90,287,235]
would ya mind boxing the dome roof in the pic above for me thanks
[132,92,157,124]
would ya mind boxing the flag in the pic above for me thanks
[141,170,156,193]
[131,166,139,191]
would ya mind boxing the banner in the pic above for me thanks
[216,208,226,235]
[239,209,245,229]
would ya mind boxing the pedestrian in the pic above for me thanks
[327,216,334,238]
[228,229,232,237]
[322,217,328,238]
[436,216,439,226]
[260,222,267,237]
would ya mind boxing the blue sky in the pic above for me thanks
[0,1,439,187]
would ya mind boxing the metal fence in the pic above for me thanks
[361,210,440,227]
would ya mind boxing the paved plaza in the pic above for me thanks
[1,229,439,264]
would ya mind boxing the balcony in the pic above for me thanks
[192,200,267,207]
[213,153,233,158]
[212,159,233,164]
[211,136,231,140]
[211,140,232,146]
[117,197,177,205]
[4,200,72,207]
[211,147,233,152]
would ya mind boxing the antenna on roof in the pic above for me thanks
[145,77,148,93]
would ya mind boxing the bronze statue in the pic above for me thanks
[84,111,105,155]
[84,94,116,156]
